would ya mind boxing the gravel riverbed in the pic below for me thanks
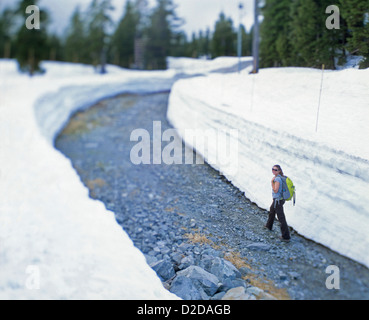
[55,92,369,300]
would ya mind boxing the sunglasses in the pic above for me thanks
[272,168,279,171]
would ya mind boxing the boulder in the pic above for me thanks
[222,287,255,300]
[177,266,220,296]
[208,257,242,282]
[150,259,176,282]
[170,275,203,300]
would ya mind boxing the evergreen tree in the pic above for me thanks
[110,0,138,67]
[241,25,252,57]
[340,0,369,68]
[0,8,16,58]
[289,0,345,69]
[260,0,348,69]
[289,0,319,67]
[197,29,211,58]
[134,0,150,38]
[260,0,292,67]
[47,33,64,61]
[145,0,183,69]
[317,0,348,69]
[170,30,189,57]
[188,32,198,57]
[64,6,89,63]
[14,0,49,75]
[211,12,236,57]
[86,0,114,72]
[186,30,210,58]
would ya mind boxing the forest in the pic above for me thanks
[0,0,368,75]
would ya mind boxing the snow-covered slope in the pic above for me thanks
[167,66,369,268]
[0,60,179,299]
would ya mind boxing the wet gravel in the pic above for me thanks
[55,92,369,300]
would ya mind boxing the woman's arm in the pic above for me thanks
[271,178,280,193]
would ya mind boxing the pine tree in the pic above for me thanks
[340,0,369,68]
[317,0,348,69]
[260,0,292,67]
[170,30,189,57]
[64,6,89,63]
[187,30,210,58]
[291,0,332,68]
[110,0,138,67]
[0,8,15,58]
[241,25,252,57]
[14,0,49,75]
[145,0,183,69]
[260,0,348,69]
[196,29,211,58]
[47,33,63,61]
[188,32,199,57]
[134,0,150,38]
[291,0,348,69]
[211,12,236,57]
[86,0,114,73]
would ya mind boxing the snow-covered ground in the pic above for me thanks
[167,65,369,269]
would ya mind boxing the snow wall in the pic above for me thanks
[167,68,369,269]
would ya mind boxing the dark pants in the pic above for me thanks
[266,199,290,240]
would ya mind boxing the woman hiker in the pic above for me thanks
[265,165,291,242]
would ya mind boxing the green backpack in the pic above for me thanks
[279,175,296,206]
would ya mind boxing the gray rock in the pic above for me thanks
[144,254,158,266]
[179,255,195,270]
[170,275,203,300]
[210,291,226,300]
[222,287,255,300]
[171,252,184,266]
[150,259,176,282]
[219,278,247,292]
[198,254,213,270]
[246,243,271,251]
[208,257,242,282]
[288,271,301,280]
[201,247,222,258]
[246,286,278,300]
[239,266,250,277]
[246,286,264,296]
[278,271,288,280]
[177,266,220,296]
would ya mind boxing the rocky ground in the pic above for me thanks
[55,92,369,300]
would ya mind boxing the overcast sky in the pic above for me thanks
[0,0,255,36]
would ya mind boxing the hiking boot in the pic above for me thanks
[280,236,291,243]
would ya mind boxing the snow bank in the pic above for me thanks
[167,67,369,268]
[0,60,179,299]
[167,56,253,75]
